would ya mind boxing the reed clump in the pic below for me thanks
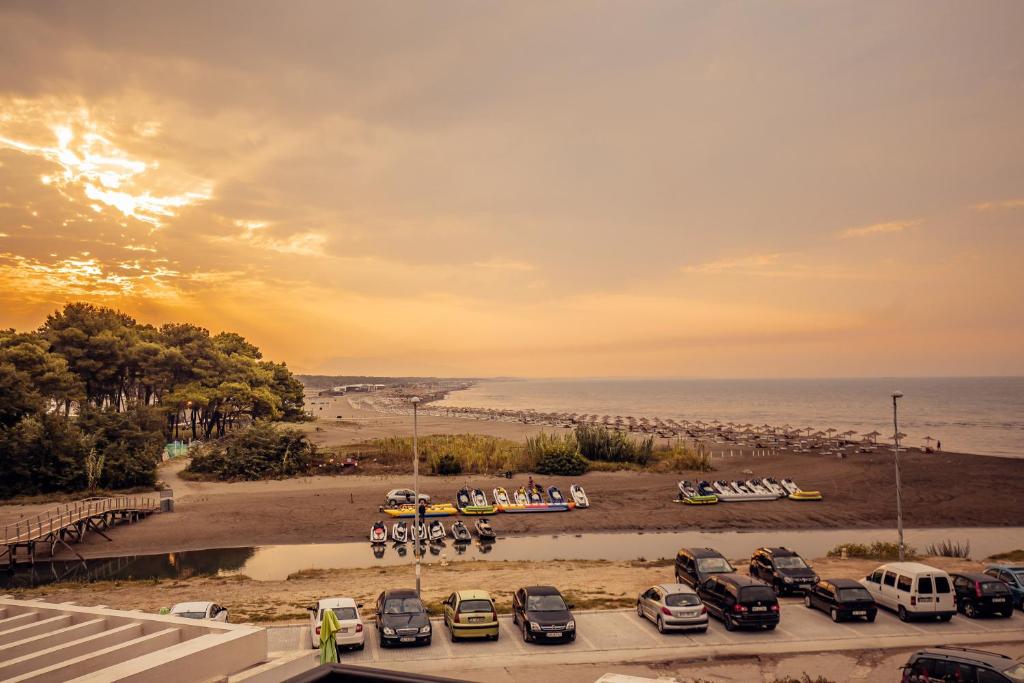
[348,434,527,475]
[827,541,919,561]
[925,539,971,559]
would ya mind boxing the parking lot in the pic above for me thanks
[267,599,1024,676]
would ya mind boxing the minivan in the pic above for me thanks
[697,574,780,631]
[675,547,735,589]
[862,562,955,622]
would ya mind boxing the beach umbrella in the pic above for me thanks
[923,436,934,447]
[864,430,881,444]
[318,608,341,663]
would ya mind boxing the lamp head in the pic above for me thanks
[410,396,421,405]
[891,391,904,400]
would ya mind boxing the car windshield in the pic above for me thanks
[665,593,701,607]
[697,557,733,573]
[981,581,1010,595]
[526,595,567,612]
[173,611,206,619]
[774,556,808,569]
[458,599,493,613]
[739,586,776,603]
[1010,570,1024,584]
[331,607,358,620]
[837,588,872,602]
[384,598,424,614]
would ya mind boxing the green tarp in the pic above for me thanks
[318,608,341,664]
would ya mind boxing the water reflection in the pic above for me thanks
[4,527,1023,588]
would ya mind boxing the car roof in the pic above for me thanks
[686,547,726,558]
[914,647,1016,670]
[383,589,418,598]
[952,572,1004,582]
[656,583,697,595]
[318,597,357,608]
[826,578,865,589]
[171,602,213,611]
[716,574,766,588]
[523,585,562,595]
[876,562,947,574]
[760,547,799,556]
[987,564,1024,571]
[455,590,493,601]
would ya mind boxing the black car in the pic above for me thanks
[902,646,1024,683]
[749,547,818,595]
[803,579,877,622]
[697,574,780,631]
[511,585,576,643]
[675,547,736,589]
[951,572,1015,619]
[375,589,431,647]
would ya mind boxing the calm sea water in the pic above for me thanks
[437,378,1024,458]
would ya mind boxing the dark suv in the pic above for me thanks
[804,578,877,622]
[697,574,780,631]
[675,547,736,589]
[749,547,818,595]
[512,585,576,643]
[902,646,1024,682]
[952,572,1015,619]
[375,589,431,647]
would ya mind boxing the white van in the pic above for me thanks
[861,562,955,622]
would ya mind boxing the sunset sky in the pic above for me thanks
[1,1,1022,378]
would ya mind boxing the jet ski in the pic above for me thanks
[569,484,589,508]
[760,478,787,497]
[526,488,543,504]
[471,489,489,507]
[391,521,409,543]
[456,487,473,510]
[745,480,772,496]
[450,520,472,542]
[493,487,512,507]
[781,478,823,501]
[395,542,408,557]
[697,480,719,497]
[474,518,497,540]
[547,486,566,504]
[383,504,457,518]
[370,520,388,544]
[418,522,428,541]
[513,488,529,505]
[677,480,718,505]
[428,520,446,542]
[372,544,386,559]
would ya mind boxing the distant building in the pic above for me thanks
[320,383,385,396]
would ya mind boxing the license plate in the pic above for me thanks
[853,610,866,616]
[993,598,1006,603]
[545,632,562,638]
[752,606,767,612]
[799,584,810,589]
[340,628,349,633]
[470,617,485,622]
[400,636,416,642]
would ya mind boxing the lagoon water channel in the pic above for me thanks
[4,527,1023,589]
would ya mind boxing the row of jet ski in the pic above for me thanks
[370,518,497,545]
[455,484,590,513]
[677,478,823,504]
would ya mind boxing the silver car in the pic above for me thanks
[636,583,708,633]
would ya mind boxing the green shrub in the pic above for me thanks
[827,541,918,561]
[650,442,714,472]
[526,431,588,476]
[349,434,526,474]
[575,425,653,465]
[431,453,463,475]
[186,423,315,481]
[988,549,1024,562]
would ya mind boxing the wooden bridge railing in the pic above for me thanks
[1,495,159,546]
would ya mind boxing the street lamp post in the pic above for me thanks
[411,396,422,597]
[892,391,905,562]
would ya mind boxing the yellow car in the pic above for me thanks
[442,590,499,641]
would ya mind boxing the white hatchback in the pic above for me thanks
[309,597,365,651]
[169,601,228,622]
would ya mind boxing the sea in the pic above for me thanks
[437,377,1024,458]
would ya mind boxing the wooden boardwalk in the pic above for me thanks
[1,495,160,569]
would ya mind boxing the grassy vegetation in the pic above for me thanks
[576,425,654,466]
[827,541,919,561]
[526,431,588,475]
[988,549,1024,562]
[925,539,971,559]
[343,434,528,475]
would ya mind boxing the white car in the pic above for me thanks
[169,601,228,622]
[861,562,955,622]
[385,489,430,506]
[309,597,365,651]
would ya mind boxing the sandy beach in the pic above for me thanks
[3,397,1024,562]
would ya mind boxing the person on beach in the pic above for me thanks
[937,440,942,451]
[528,476,535,492]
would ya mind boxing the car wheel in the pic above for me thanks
[424,637,431,646]
[388,499,397,507]
[898,606,909,622]
[356,642,364,651]
[724,616,736,632]
[938,614,952,622]
[965,602,977,618]
[765,624,776,631]
[830,608,840,623]
[803,595,812,609]
[867,613,876,623]
[636,601,645,618]
[695,627,707,634]
[1003,610,1014,618]
[772,582,782,596]
[521,622,530,643]
[657,616,665,634]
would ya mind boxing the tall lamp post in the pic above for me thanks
[411,396,422,597]
[891,391,905,562]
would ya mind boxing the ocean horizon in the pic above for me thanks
[437,376,1024,458]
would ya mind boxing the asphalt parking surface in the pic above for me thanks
[267,598,1024,675]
